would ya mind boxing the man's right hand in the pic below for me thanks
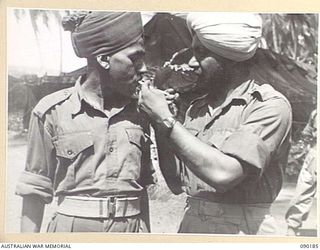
[138,84,173,123]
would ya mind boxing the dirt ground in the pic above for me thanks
[5,131,317,236]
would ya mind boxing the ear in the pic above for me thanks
[96,55,110,70]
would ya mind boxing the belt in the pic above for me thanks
[187,197,271,220]
[57,196,141,218]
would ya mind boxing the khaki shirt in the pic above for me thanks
[16,78,154,204]
[180,80,292,204]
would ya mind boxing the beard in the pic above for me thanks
[199,63,227,95]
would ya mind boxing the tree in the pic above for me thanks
[13,9,69,75]
[261,14,318,81]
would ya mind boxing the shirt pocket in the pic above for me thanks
[52,131,94,190]
[53,132,93,159]
[125,128,145,150]
[117,128,149,180]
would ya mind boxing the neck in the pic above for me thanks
[81,64,131,111]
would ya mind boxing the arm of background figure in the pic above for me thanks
[285,150,317,231]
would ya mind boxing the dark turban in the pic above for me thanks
[62,12,143,58]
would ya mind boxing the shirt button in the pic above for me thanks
[109,147,113,153]
[67,150,73,155]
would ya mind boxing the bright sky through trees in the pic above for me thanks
[7,8,87,76]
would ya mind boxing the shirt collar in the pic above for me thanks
[191,79,263,116]
[70,75,137,117]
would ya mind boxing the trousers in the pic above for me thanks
[178,197,281,235]
[47,213,149,233]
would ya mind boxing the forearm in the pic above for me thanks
[21,196,45,232]
[138,86,245,192]
[165,121,246,192]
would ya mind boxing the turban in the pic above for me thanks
[62,12,143,58]
[187,12,262,62]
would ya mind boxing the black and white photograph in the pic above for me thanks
[6,8,318,237]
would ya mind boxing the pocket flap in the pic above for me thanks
[125,128,147,148]
[53,132,93,159]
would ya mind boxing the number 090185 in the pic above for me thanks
[300,244,319,248]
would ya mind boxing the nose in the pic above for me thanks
[188,56,200,68]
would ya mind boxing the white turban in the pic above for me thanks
[187,12,262,62]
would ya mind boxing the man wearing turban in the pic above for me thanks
[16,11,157,233]
[139,12,292,235]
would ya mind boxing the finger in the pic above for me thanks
[165,88,175,94]
[153,88,167,97]
[164,94,176,100]
[166,100,174,105]
[138,88,143,106]
[140,82,149,92]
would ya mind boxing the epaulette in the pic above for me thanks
[253,84,290,106]
[33,87,74,119]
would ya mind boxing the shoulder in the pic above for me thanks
[246,83,292,127]
[33,87,74,119]
[253,83,291,109]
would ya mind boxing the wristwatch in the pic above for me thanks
[160,116,177,136]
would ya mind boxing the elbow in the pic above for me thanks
[211,176,233,193]
[206,171,244,193]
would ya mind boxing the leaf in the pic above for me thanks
[13,9,25,21]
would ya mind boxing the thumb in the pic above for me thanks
[140,82,149,91]
[138,83,150,105]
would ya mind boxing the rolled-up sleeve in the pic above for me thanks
[220,97,292,179]
[15,112,56,204]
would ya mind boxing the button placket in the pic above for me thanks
[105,129,119,178]
[109,141,118,177]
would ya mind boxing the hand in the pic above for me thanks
[164,88,179,117]
[287,227,297,236]
[138,84,173,123]
[163,88,180,105]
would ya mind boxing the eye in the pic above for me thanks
[129,51,145,63]
[129,51,145,70]
[100,55,110,62]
